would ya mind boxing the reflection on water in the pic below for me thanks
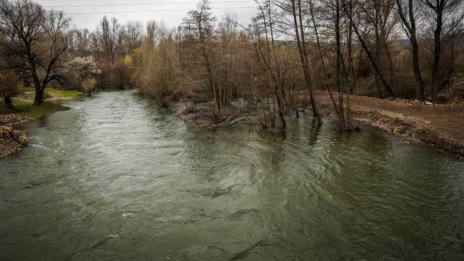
[1,91,464,260]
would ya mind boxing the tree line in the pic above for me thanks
[0,0,463,131]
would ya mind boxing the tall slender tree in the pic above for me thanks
[421,0,464,103]
[289,0,322,124]
[396,0,425,101]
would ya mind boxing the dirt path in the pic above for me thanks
[317,91,464,159]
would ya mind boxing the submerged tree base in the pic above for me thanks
[177,92,464,160]
[179,101,259,130]
[317,91,464,159]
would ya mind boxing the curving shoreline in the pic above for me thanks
[0,87,80,160]
[2,91,463,161]
[180,92,464,160]
[317,91,464,160]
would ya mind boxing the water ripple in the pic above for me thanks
[0,91,464,260]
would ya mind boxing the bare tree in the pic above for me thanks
[288,0,323,123]
[184,0,223,114]
[344,0,396,97]
[251,0,287,131]
[396,0,425,101]
[145,20,159,46]
[335,0,346,127]
[124,21,143,51]
[0,0,69,105]
[421,0,464,103]
[69,28,91,57]
[97,16,122,65]
[309,0,340,120]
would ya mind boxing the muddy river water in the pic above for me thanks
[1,91,464,260]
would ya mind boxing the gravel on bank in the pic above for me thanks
[0,114,30,160]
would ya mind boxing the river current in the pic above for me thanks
[1,91,464,260]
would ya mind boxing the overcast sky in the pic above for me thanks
[33,0,258,31]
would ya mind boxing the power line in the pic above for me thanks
[66,7,256,15]
[44,1,253,8]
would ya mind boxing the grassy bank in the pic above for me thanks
[1,87,82,160]
[0,87,82,120]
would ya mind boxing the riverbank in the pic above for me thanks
[3,89,463,160]
[0,116,29,159]
[0,87,82,160]
[180,91,464,159]
[315,91,464,159]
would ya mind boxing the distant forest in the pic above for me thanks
[0,0,463,130]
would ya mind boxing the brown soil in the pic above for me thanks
[317,91,464,159]
[0,114,30,160]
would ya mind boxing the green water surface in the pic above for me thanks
[1,91,463,260]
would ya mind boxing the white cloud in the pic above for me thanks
[33,0,257,30]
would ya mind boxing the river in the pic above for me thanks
[1,91,464,260]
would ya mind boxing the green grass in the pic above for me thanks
[23,102,70,120]
[45,87,82,98]
[1,87,79,119]
[21,87,83,98]
[0,97,30,114]
[0,97,69,119]
[12,97,31,109]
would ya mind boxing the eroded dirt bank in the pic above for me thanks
[317,91,464,159]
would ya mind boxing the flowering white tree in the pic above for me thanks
[64,56,101,95]
[65,56,101,81]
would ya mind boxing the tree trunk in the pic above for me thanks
[411,40,424,101]
[309,0,340,120]
[31,62,45,105]
[33,86,45,105]
[396,0,424,101]
[292,0,322,124]
[254,0,286,131]
[346,0,354,129]
[198,21,220,114]
[267,1,287,131]
[431,6,443,104]
[4,96,13,111]
[336,0,346,128]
